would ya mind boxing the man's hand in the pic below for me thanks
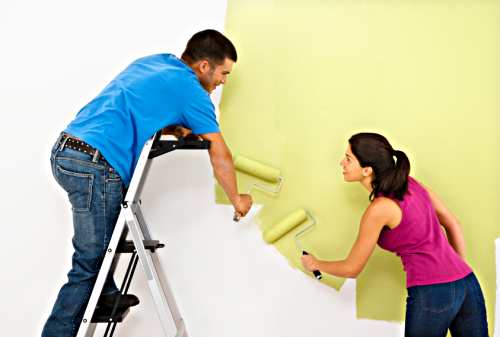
[198,132,253,221]
[162,125,195,139]
[233,193,253,220]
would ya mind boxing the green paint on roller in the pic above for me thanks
[264,208,324,280]
[234,155,281,183]
[263,208,308,243]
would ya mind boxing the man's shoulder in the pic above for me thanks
[132,53,172,64]
[122,54,198,87]
[124,53,181,74]
[132,53,189,71]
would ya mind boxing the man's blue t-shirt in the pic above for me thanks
[65,54,220,186]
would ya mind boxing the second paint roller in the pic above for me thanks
[263,208,323,280]
[233,155,284,221]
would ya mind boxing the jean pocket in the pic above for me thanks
[54,164,94,212]
[419,282,455,313]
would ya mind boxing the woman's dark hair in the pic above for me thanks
[349,132,410,201]
[181,29,237,65]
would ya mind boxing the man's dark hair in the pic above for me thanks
[181,29,237,65]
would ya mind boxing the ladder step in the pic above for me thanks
[91,306,131,323]
[117,240,165,253]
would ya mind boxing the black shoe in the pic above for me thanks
[97,294,140,309]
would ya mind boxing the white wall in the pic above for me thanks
[0,1,497,336]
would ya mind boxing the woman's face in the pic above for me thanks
[340,144,366,182]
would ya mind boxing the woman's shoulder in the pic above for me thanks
[368,196,401,216]
[369,196,403,229]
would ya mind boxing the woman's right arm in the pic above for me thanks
[423,185,467,259]
[301,197,395,278]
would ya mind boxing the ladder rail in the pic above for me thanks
[126,206,188,336]
[124,137,156,206]
[76,212,127,337]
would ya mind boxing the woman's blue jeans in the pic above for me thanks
[42,134,125,337]
[405,272,489,337]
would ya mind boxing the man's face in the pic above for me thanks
[197,58,234,93]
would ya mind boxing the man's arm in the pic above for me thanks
[199,132,252,218]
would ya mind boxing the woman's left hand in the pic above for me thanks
[301,253,320,272]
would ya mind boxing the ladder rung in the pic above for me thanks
[91,306,130,323]
[149,138,210,158]
[116,240,165,253]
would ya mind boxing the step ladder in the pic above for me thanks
[76,132,210,337]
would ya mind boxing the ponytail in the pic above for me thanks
[390,150,410,200]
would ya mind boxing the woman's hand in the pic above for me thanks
[301,253,320,272]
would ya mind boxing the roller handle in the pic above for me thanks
[302,251,323,280]
[233,212,241,222]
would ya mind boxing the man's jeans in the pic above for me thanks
[405,272,489,337]
[42,134,125,337]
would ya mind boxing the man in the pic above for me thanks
[42,29,253,337]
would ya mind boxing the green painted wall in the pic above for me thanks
[217,0,499,331]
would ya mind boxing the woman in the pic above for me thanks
[301,132,488,337]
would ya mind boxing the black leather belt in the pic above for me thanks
[60,133,104,162]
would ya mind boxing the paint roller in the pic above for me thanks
[263,208,322,280]
[232,155,283,221]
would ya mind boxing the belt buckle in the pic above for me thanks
[92,149,100,163]
[58,133,70,151]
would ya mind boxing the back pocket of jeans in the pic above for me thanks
[55,164,94,212]
[419,283,455,313]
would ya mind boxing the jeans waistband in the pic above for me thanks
[55,132,107,164]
